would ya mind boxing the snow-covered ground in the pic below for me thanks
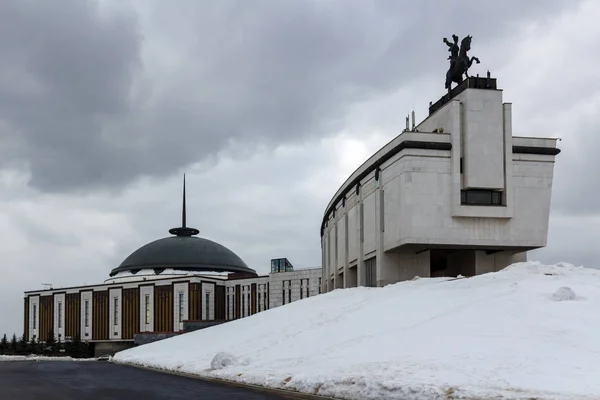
[113,262,600,400]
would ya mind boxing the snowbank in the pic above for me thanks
[113,261,600,400]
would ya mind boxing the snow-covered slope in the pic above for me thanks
[113,262,600,400]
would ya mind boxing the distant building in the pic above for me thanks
[23,178,321,356]
[271,258,294,273]
[320,76,561,291]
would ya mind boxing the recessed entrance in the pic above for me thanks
[430,249,476,278]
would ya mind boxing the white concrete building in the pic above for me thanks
[320,77,560,291]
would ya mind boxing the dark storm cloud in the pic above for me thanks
[0,0,141,191]
[0,0,579,193]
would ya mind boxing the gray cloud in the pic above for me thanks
[0,0,594,337]
[0,0,579,193]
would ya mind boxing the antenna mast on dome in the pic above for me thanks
[182,173,187,228]
[168,173,200,237]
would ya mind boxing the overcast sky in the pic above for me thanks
[0,0,597,336]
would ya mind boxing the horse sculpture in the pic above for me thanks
[444,35,480,92]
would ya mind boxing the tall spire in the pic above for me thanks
[169,173,199,237]
[182,173,187,228]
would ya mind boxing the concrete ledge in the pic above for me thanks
[112,359,339,400]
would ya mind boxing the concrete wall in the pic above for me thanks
[268,268,322,308]
[93,341,134,357]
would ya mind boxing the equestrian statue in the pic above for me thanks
[444,35,480,92]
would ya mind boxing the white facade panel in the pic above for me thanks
[108,287,122,340]
[139,286,154,333]
[460,89,505,189]
[201,283,214,321]
[80,291,93,341]
[53,293,66,342]
[28,295,40,341]
[173,282,189,332]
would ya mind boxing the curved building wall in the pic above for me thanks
[321,82,560,292]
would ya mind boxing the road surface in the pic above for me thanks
[0,361,300,400]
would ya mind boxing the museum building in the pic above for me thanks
[321,74,561,291]
[23,181,321,355]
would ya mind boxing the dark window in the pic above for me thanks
[365,257,377,287]
[461,189,502,206]
[263,291,267,310]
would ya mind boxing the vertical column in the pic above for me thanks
[173,282,188,332]
[29,296,40,341]
[503,102,514,214]
[201,283,214,321]
[357,185,365,287]
[53,293,66,342]
[80,291,92,341]
[108,288,122,340]
[139,286,154,333]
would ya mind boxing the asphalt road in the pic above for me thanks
[0,361,299,400]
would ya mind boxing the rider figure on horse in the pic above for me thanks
[443,35,460,69]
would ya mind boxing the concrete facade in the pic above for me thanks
[321,79,560,291]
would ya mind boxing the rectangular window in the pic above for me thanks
[318,278,322,294]
[241,290,245,316]
[226,293,230,319]
[178,292,185,323]
[360,203,365,242]
[205,293,210,320]
[58,302,63,328]
[380,190,385,232]
[460,189,502,206]
[365,257,377,288]
[113,297,119,326]
[33,304,37,329]
[144,295,150,325]
[84,300,89,328]
[263,291,267,310]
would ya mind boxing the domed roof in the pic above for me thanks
[109,236,255,277]
[109,174,256,278]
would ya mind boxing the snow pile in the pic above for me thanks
[113,261,600,400]
[552,286,578,301]
[210,352,248,370]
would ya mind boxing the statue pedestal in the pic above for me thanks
[429,76,497,116]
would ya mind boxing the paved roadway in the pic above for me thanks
[0,361,299,400]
